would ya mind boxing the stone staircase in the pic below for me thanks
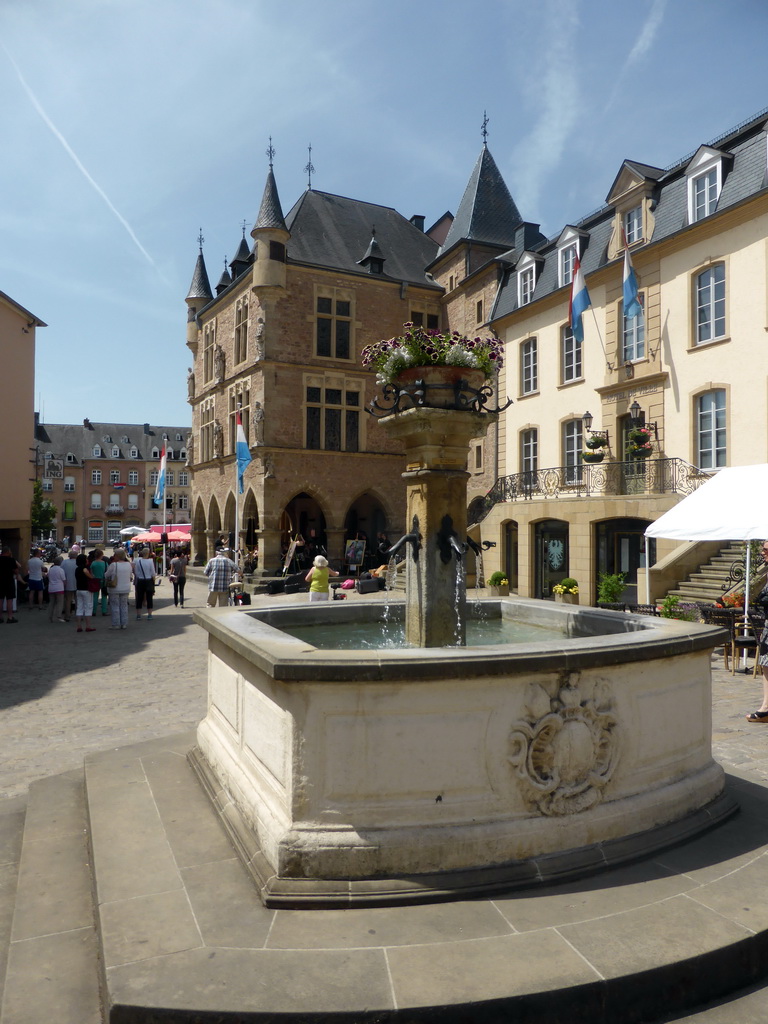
[5,738,768,1023]
[667,542,751,605]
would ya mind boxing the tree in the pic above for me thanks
[30,480,57,540]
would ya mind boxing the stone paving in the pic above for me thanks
[0,577,209,801]
[1,586,767,801]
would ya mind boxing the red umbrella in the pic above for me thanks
[166,529,191,542]
[132,531,162,544]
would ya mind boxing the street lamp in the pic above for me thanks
[629,401,658,440]
[582,410,609,446]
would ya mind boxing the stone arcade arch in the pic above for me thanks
[242,489,259,550]
[192,498,207,563]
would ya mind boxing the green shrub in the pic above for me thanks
[487,571,509,587]
[597,572,626,603]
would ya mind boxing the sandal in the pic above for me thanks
[746,710,768,722]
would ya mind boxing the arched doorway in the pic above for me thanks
[242,489,259,550]
[223,492,237,551]
[280,492,327,571]
[594,518,655,605]
[343,492,387,570]
[534,519,569,599]
[192,498,206,564]
[503,520,519,591]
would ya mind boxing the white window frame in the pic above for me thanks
[561,325,582,383]
[179,471,189,486]
[91,469,102,485]
[130,446,138,458]
[64,476,75,492]
[92,444,102,457]
[622,295,646,362]
[128,494,139,510]
[624,205,643,245]
[695,264,726,344]
[109,469,120,484]
[149,469,159,486]
[111,446,120,458]
[563,420,583,485]
[91,493,102,509]
[128,470,139,485]
[520,338,538,395]
[559,245,576,288]
[686,148,723,224]
[521,428,538,476]
[42,479,53,492]
[696,389,726,469]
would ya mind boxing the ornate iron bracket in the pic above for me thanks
[367,379,513,418]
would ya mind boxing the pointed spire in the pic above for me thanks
[229,227,252,278]
[440,146,522,252]
[216,258,232,294]
[252,143,288,234]
[357,226,386,273]
[186,229,212,302]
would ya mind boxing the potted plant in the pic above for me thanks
[585,436,609,449]
[552,578,579,604]
[487,570,509,596]
[361,323,504,407]
[581,450,605,464]
[627,426,653,459]
[597,571,626,605]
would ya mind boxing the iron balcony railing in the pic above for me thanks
[469,458,708,526]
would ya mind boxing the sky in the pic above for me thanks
[2,0,767,429]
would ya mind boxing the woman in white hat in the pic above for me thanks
[305,554,339,602]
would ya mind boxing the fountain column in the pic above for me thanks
[383,406,496,647]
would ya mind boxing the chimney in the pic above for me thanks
[83,418,92,429]
[410,215,425,232]
[143,423,151,435]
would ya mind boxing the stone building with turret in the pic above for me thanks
[185,158,448,570]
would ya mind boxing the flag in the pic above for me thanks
[569,254,591,343]
[623,245,643,320]
[153,445,166,506]
[236,411,252,494]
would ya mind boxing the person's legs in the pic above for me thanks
[178,577,186,607]
[49,592,63,621]
[63,589,74,621]
[135,580,146,616]
[119,593,129,627]
[110,592,121,627]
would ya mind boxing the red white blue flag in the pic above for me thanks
[623,246,643,320]
[236,412,252,494]
[153,446,166,506]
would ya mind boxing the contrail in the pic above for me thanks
[2,44,157,269]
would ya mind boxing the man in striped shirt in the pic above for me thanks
[204,548,237,607]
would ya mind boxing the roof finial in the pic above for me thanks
[266,137,275,168]
[304,143,315,190]
[241,219,247,238]
[197,228,205,251]
[481,110,489,146]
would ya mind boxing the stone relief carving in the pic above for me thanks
[187,367,195,400]
[255,317,265,360]
[252,401,265,445]
[508,679,618,816]
[213,419,223,458]
[186,433,194,466]
[262,454,274,478]
[214,344,225,383]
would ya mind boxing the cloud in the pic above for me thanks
[508,0,581,219]
[605,0,668,111]
[1,42,159,273]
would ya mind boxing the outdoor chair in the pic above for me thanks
[627,604,661,616]
[700,606,738,671]
[731,614,760,676]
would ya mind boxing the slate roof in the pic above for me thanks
[186,251,212,303]
[284,190,441,288]
[35,422,190,463]
[254,169,288,232]
[492,111,768,323]
[439,146,522,255]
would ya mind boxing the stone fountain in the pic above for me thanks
[190,374,733,908]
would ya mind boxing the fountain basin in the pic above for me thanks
[190,597,734,907]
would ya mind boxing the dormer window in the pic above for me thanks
[556,228,587,289]
[686,146,726,224]
[167,449,175,460]
[66,453,76,464]
[92,445,102,457]
[151,446,160,459]
[516,252,544,307]
[111,446,120,458]
[129,447,138,458]
[120,435,129,444]
[175,433,183,441]
[102,435,111,444]
[624,205,643,245]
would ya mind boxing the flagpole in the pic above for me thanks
[234,406,240,570]
[588,306,612,370]
[162,476,167,576]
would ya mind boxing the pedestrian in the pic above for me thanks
[47,556,67,622]
[26,548,46,610]
[105,549,133,629]
[169,549,189,607]
[305,554,339,602]
[74,554,96,632]
[0,546,21,623]
[133,547,157,620]
[89,549,109,617]
[61,551,78,621]
[204,547,237,606]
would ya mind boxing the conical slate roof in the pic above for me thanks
[253,169,287,232]
[440,146,522,253]
[186,251,212,302]
[229,235,252,273]
[357,229,385,265]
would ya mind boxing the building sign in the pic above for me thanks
[45,459,64,479]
